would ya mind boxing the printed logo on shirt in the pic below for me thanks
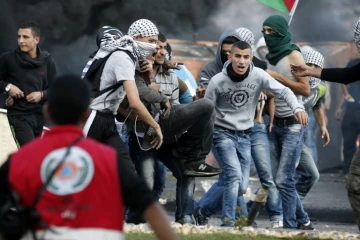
[229,89,249,108]
[41,146,95,196]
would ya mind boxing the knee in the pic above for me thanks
[311,170,320,184]
[275,174,294,190]
[223,168,241,186]
[198,98,214,114]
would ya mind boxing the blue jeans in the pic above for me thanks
[269,123,309,228]
[116,122,129,150]
[250,123,282,221]
[195,161,248,221]
[296,127,320,201]
[126,132,195,223]
[211,127,251,226]
[304,111,318,163]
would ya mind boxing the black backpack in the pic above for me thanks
[84,50,135,99]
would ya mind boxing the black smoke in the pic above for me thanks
[0,0,359,74]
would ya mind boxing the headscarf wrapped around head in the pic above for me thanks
[96,26,123,48]
[94,19,159,61]
[353,17,360,53]
[302,49,324,89]
[128,19,159,38]
[235,28,255,45]
[262,15,300,65]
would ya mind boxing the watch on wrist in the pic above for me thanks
[5,84,12,93]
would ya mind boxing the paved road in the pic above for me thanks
[161,173,358,233]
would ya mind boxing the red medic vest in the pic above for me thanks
[8,126,124,233]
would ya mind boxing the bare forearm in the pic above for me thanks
[313,108,326,128]
[268,97,275,125]
[337,96,345,110]
[143,203,179,240]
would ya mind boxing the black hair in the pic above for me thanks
[19,21,40,37]
[222,36,239,45]
[231,41,252,52]
[166,42,172,60]
[158,32,167,43]
[48,75,90,125]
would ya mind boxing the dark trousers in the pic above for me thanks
[341,108,360,174]
[87,111,135,173]
[160,98,215,163]
[347,149,360,230]
[126,132,195,223]
[7,112,44,147]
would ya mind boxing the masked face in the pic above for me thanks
[221,43,233,64]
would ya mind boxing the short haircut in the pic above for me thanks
[48,75,90,125]
[19,21,40,37]
[222,36,239,45]
[158,32,167,43]
[231,41,252,53]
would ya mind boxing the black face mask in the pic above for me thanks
[221,53,229,65]
[227,63,250,82]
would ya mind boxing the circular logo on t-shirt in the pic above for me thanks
[40,146,94,196]
[230,90,249,108]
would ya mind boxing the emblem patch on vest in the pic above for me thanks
[41,146,95,195]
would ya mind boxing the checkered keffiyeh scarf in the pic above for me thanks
[235,27,255,45]
[303,49,324,88]
[353,17,360,53]
[128,19,159,38]
[94,34,157,61]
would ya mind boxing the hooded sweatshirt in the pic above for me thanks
[205,62,304,131]
[0,47,56,116]
[199,29,241,88]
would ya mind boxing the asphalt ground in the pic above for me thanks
[161,173,358,233]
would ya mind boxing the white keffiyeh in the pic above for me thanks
[303,49,324,88]
[235,27,255,45]
[128,19,159,38]
[353,17,360,53]
[94,34,157,61]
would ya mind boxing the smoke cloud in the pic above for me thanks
[0,0,359,74]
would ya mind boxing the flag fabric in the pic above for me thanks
[258,0,298,15]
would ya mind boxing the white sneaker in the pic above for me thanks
[271,219,283,229]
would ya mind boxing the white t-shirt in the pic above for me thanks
[90,51,135,115]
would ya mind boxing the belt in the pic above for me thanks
[273,116,299,126]
[215,125,252,134]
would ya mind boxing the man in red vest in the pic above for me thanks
[0,75,178,240]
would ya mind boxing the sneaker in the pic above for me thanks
[193,207,209,225]
[297,221,315,230]
[184,162,222,177]
[270,219,283,229]
[176,215,195,225]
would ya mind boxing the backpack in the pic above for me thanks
[84,50,135,99]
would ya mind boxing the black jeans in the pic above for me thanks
[160,98,215,163]
[341,107,360,174]
[87,111,135,174]
[7,112,44,146]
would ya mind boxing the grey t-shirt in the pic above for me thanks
[90,51,135,115]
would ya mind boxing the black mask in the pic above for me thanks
[221,53,229,64]
[227,63,250,82]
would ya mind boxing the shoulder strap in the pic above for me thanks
[91,50,136,98]
[31,136,84,207]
